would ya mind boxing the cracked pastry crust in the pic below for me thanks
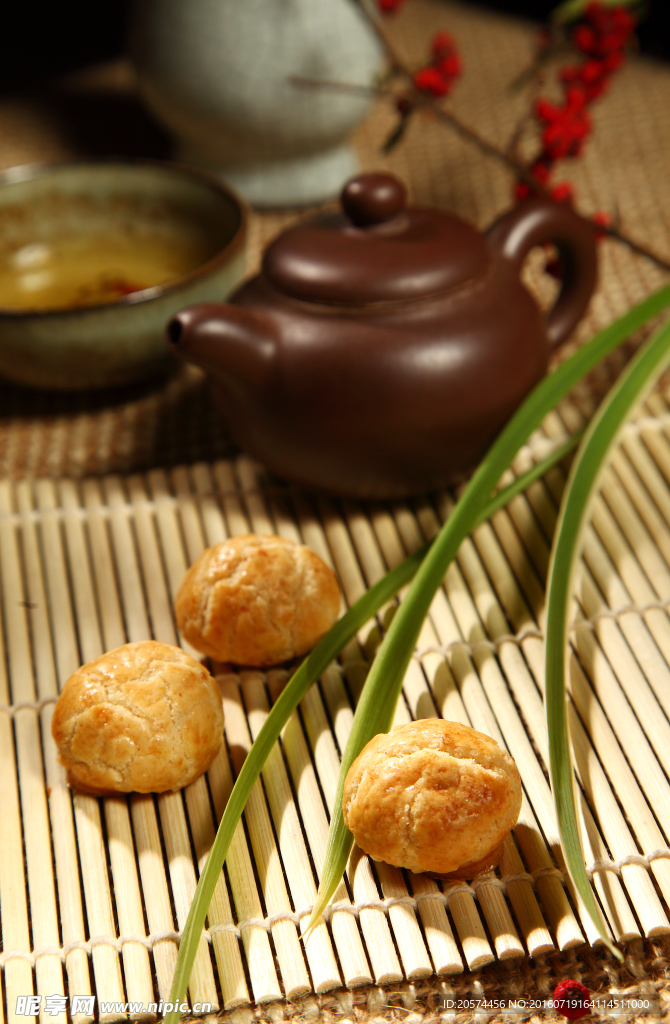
[174,534,341,667]
[51,641,224,795]
[342,719,522,878]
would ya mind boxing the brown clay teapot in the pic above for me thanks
[168,172,597,498]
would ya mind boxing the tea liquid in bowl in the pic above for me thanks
[0,161,247,389]
[0,232,215,310]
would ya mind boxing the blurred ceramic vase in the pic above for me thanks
[129,0,383,207]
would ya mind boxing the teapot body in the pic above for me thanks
[207,262,550,498]
[169,173,597,498]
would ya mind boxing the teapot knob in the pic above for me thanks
[341,172,407,227]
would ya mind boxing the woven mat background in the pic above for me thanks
[2,1,670,1019]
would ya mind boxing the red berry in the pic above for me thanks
[585,1,602,18]
[514,181,533,202]
[574,24,597,53]
[586,79,608,101]
[438,53,462,79]
[612,8,635,31]
[578,2,636,56]
[565,84,588,110]
[592,209,611,240]
[377,0,407,12]
[604,50,624,72]
[535,97,557,120]
[413,66,450,96]
[414,29,462,99]
[551,181,575,204]
[581,58,605,83]
[431,31,456,59]
[585,2,610,34]
[599,30,621,53]
[536,88,591,159]
[530,159,552,183]
[553,980,591,1020]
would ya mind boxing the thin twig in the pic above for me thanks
[430,102,540,185]
[597,224,670,269]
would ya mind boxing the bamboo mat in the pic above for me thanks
[3,415,670,1020]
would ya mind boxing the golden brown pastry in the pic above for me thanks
[174,534,340,666]
[342,719,522,878]
[51,640,224,795]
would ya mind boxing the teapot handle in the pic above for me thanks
[486,196,598,350]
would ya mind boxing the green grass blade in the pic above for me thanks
[166,281,670,1018]
[309,282,670,930]
[544,315,670,960]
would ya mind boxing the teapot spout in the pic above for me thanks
[167,302,276,390]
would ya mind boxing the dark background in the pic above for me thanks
[0,1,667,94]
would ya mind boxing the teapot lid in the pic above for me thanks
[262,172,490,305]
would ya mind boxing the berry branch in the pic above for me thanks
[331,0,670,273]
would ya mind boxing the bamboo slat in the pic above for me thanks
[220,681,312,999]
[0,483,66,1024]
[205,736,283,1005]
[91,476,182,1003]
[34,481,127,1021]
[265,674,378,987]
[14,482,93,1024]
[241,672,345,991]
[58,481,156,1019]
[4,432,670,1014]
[125,474,219,1011]
[0,708,34,1024]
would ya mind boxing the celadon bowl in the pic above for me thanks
[0,160,247,390]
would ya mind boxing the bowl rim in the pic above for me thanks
[0,157,249,319]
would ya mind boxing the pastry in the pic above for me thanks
[51,640,224,795]
[342,718,522,878]
[174,534,340,666]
